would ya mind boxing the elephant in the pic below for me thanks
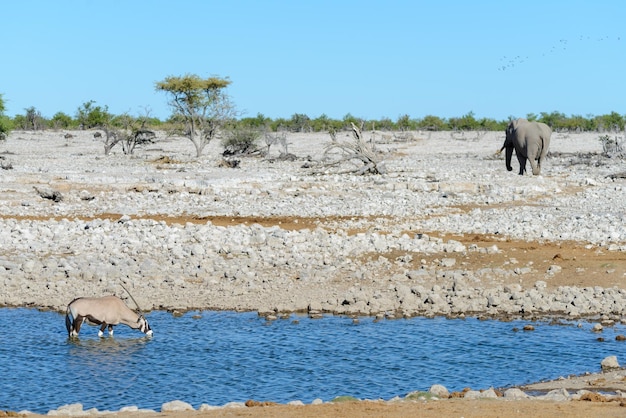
[499,118,552,175]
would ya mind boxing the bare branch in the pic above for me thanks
[320,122,385,175]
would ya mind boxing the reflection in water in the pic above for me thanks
[0,308,623,414]
[68,336,151,358]
[67,337,151,391]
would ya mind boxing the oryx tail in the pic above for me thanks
[65,299,79,335]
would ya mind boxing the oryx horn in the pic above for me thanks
[120,282,144,314]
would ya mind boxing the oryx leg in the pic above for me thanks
[72,315,85,336]
[97,324,114,337]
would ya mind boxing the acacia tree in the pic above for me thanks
[155,74,236,157]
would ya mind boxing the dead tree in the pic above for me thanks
[263,131,278,155]
[263,130,297,161]
[101,127,122,156]
[121,129,156,155]
[99,114,156,156]
[323,122,385,174]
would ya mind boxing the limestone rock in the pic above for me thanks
[503,388,529,399]
[601,355,620,371]
[428,384,450,398]
[161,400,195,412]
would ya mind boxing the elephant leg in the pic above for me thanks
[505,146,514,171]
[516,155,527,175]
[533,148,548,176]
[530,159,541,175]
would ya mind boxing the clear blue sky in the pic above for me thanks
[2,0,624,122]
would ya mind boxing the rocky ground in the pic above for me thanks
[1,128,626,417]
[1,129,624,318]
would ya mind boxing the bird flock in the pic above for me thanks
[498,35,621,71]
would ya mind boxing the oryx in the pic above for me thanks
[65,292,153,338]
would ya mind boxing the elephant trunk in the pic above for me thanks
[505,145,513,171]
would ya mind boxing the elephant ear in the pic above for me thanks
[507,118,525,134]
[506,121,516,136]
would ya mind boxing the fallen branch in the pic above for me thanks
[34,186,63,202]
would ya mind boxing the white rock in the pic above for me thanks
[547,265,562,274]
[601,355,620,371]
[223,401,246,408]
[119,406,139,412]
[198,404,220,411]
[503,388,529,399]
[161,400,194,412]
[477,388,499,399]
[486,245,500,254]
[539,388,570,401]
[47,403,84,416]
[440,258,456,267]
[428,384,450,398]
[462,390,483,399]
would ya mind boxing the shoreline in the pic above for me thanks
[4,302,626,326]
[10,366,626,416]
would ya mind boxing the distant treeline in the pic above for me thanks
[3,104,626,134]
[241,111,626,133]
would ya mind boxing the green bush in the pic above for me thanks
[0,115,10,140]
[49,112,74,129]
[221,127,261,156]
[0,94,10,139]
[75,100,111,129]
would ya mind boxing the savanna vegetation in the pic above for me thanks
[0,94,11,140]
[1,75,625,157]
[4,104,626,136]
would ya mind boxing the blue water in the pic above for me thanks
[0,308,624,413]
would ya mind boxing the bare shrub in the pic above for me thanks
[598,134,624,157]
[99,114,156,156]
[263,130,289,155]
[322,122,385,174]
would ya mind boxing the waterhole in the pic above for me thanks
[0,308,622,413]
